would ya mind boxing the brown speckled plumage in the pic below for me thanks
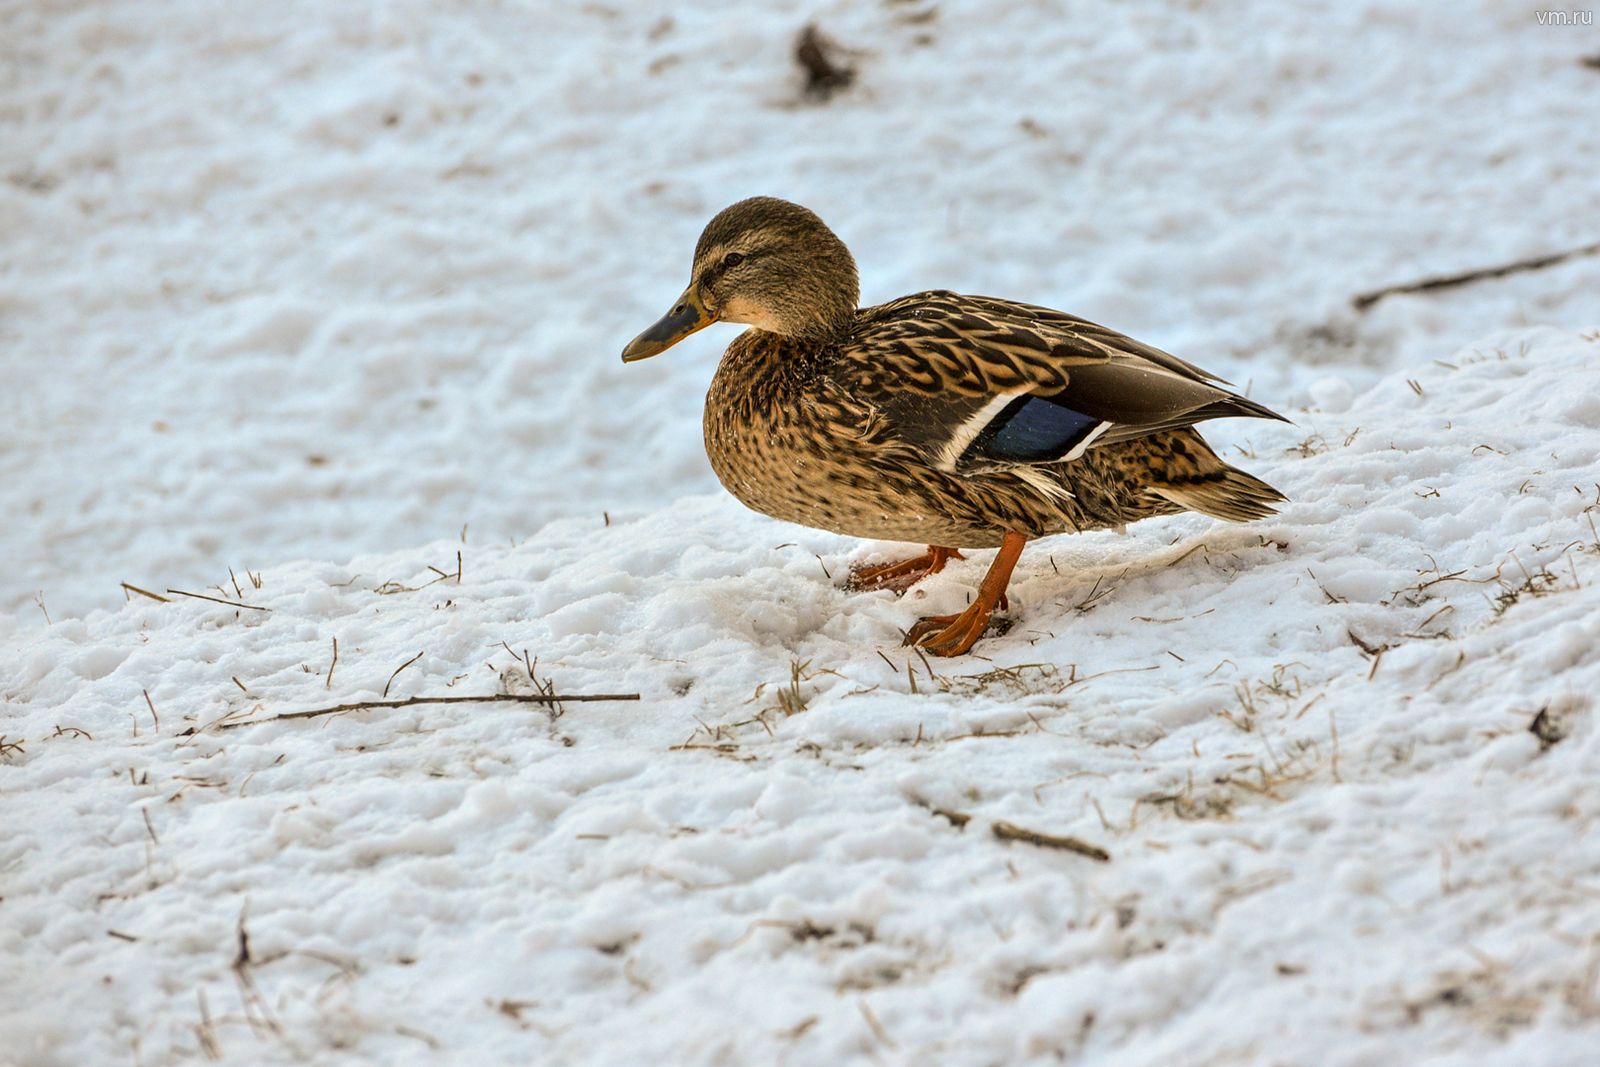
[703,319,1278,548]
[624,197,1289,654]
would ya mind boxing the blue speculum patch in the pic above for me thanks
[966,395,1103,464]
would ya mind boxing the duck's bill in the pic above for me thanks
[621,286,715,362]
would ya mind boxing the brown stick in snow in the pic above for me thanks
[991,819,1111,862]
[204,692,641,732]
[1352,239,1600,311]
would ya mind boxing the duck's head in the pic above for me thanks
[622,197,860,362]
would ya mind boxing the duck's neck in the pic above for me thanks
[768,294,858,347]
[772,248,860,343]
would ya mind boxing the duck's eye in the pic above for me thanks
[722,252,745,268]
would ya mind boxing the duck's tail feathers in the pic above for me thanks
[1149,466,1287,523]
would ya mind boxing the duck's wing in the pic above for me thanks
[834,291,1288,475]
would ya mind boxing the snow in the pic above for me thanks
[3,1,1600,1065]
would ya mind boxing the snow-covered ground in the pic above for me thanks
[4,2,1599,1064]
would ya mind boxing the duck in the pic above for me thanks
[622,197,1288,656]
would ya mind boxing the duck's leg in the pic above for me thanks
[903,532,1027,657]
[847,545,966,594]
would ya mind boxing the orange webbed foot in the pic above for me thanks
[904,603,999,657]
[899,531,1028,658]
[846,545,965,594]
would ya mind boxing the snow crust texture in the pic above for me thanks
[6,334,1600,1064]
[4,1,1600,1065]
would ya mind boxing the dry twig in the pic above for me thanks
[991,819,1111,862]
[204,692,640,731]
[1353,239,1600,311]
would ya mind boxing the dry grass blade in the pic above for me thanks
[166,587,271,612]
[383,650,424,698]
[194,988,222,1060]
[858,999,895,1049]
[776,659,810,716]
[1346,628,1385,656]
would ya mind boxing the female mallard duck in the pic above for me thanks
[622,197,1287,656]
